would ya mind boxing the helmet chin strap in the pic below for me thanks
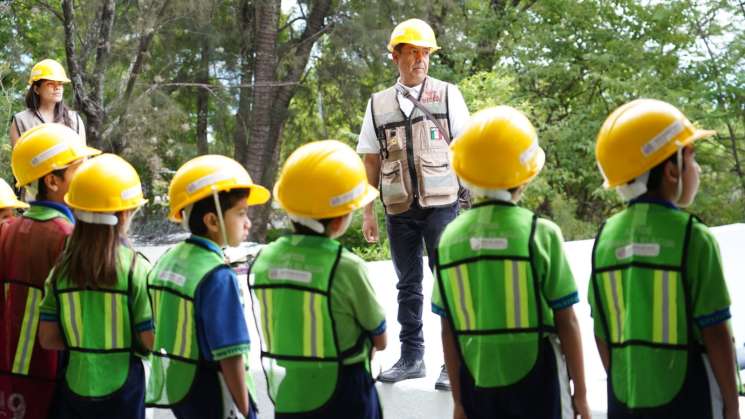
[674,142,685,206]
[212,188,229,248]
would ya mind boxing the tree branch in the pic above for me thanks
[278,15,307,33]
[61,0,93,115]
[36,0,63,22]
[122,0,172,104]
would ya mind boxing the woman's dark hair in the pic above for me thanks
[188,189,251,236]
[51,214,131,288]
[25,80,74,128]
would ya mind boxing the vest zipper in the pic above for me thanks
[405,119,419,200]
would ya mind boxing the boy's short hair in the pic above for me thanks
[36,167,68,201]
[646,153,681,193]
[188,188,250,235]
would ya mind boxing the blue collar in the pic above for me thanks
[629,196,679,210]
[30,200,76,224]
[186,235,224,257]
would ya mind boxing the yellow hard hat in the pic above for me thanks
[12,123,101,188]
[65,154,147,213]
[596,99,715,188]
[28,59,71,85]
[387,18,440,53]
[0,179,29,209]
[274,140,379,219]
[168,155,270,222]
[450,106,545,190]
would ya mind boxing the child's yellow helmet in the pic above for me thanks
[11,123,100,188]
[274,140,378,219]
[65,153,147,212]
[596,99,715,188]
[0,179,29,209]
[450,106,544,190]
[168,155,270,222]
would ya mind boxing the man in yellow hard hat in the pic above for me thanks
[356,18,470,389]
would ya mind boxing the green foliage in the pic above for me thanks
[2,0,743,256]
[265,203,390,262]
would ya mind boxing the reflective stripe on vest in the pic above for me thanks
[505,260,530,329]
[52,246,138,398]
[60,292,83,347]
[436,202,549,388]
[250,235,349,413]
[11,287,42,374]
[591,203,695,408]
[303,292,325,357]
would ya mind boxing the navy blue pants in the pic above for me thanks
[53,357,145,419]
[386,202,458,360]
[275,363,381,419]
[171,365,258,419]
[607,353,713,419]
[458,339,562,419]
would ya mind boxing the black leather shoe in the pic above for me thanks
[434,364,451,390]
[378,358,426,382]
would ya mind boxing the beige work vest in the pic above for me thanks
[371,77,459,215]
[13,109,82,137]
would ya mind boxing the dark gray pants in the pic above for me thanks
[385,201,457,361]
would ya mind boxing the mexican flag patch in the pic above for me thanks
[430,127,440,140]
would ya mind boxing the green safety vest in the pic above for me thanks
[591,203,698,409]
[250,235,364,414]
[146,240,256,407]
[435,202,552,388]
[52,245,142,398]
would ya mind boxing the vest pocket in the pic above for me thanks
[381,160,409,205]
[419,151,458,198]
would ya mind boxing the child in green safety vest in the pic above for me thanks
[0,123,100,419]
[590,99,740,419]
[38,153,152,419]
[249,140,387,419]
[431,106,591,419]
[146,154,270,419]
[0,178,28,224]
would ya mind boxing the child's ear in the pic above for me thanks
[662,159,680,184]
[203,212,219,233]
[44,173,60,192]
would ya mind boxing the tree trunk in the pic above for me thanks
[243,0,334,242]
[62,0,165,153]
[244,0,280,242]
[196,35,210,155]
[233,0,255,168]
[61,0,114,150]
